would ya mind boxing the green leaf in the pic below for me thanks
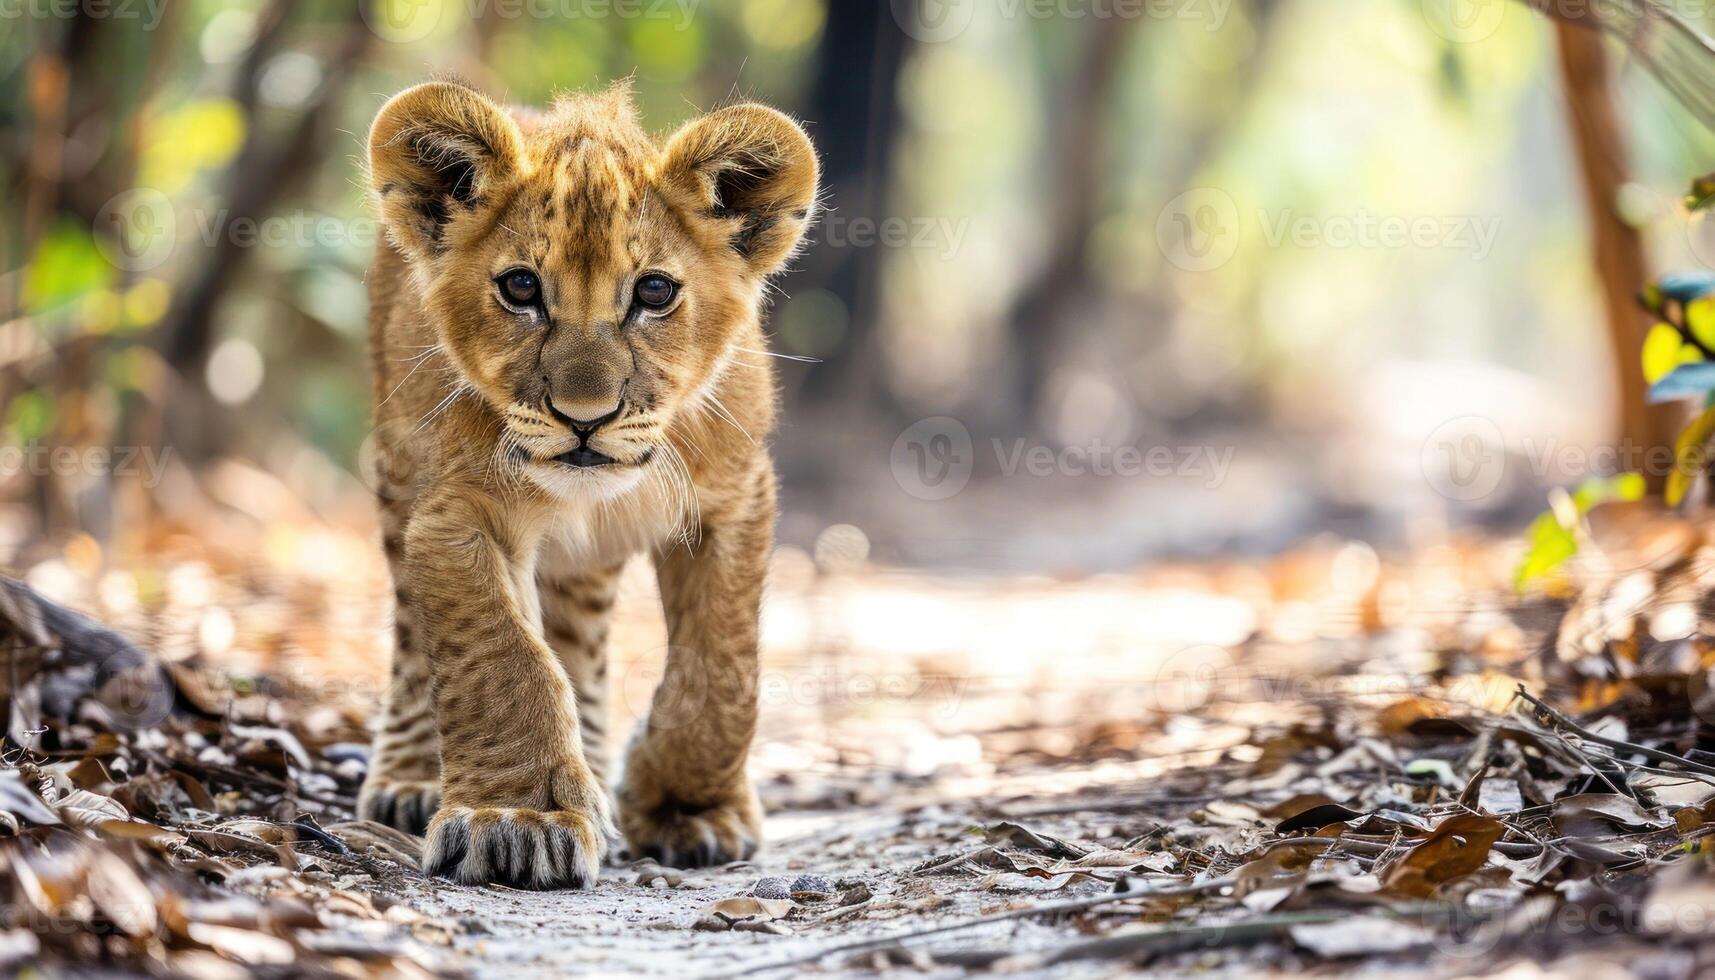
[23,220,114,315]
[1515,475,1646,590]
[1515,510,1577,590]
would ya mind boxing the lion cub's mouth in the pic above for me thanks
[553,446,618,468]
[512,444,655,469]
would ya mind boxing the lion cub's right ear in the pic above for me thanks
[368,82,526,260]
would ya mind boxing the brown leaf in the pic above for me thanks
[984,821,1090,859]
[1233,841,1320,897]
[1381,814,1504,898]
[1550,793,1675,838]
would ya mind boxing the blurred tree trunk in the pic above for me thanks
[1003,17,1136,430]
[152,5,373,461]
[792,1,908,411]
[1552,22,1680,488]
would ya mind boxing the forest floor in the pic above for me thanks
[9,491,1715,977]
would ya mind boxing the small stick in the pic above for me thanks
[1514,687,1715,779]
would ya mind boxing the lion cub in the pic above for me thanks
[356,79,817,889]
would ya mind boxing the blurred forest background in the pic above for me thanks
[6,0,1715,582]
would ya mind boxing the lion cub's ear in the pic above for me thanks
[369,82,526,259]
[661,104,819,276]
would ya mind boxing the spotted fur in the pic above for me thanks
[356,79,817,889]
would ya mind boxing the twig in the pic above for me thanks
[1040,910,1343,965]
[1515,687,1715,779]
[708,874,1240,978]
[1544,726,1627,796]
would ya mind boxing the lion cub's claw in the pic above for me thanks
[622,799,761,869]
[424,806,609,889]
[357,778,440,836]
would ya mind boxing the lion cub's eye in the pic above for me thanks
[634,274,678,311]
[497,269,541,308]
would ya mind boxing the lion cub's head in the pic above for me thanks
[368,80,816,496]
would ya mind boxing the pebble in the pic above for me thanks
[751,876,793,900]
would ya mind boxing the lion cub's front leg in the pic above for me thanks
[406,491,613,889]
[617,472,772,867]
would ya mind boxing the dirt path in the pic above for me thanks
[13,540,1715,977]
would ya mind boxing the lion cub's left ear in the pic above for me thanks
[661,104,819,276]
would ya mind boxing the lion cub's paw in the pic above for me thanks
[619,789,762,868]
[357,777,441,836]
[423,805,610,889]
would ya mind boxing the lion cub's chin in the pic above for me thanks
[522,459,651,504]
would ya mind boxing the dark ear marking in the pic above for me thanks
[661,103,819,275]
[710,155,785,258]
[368,82,525,260]
[437,150,478,205]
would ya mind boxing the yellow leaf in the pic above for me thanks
[1691,297,1715,351]
[1645,322,1688,384]
[1669,406,1715,507]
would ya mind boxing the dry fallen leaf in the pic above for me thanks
[1381,814,1504,898]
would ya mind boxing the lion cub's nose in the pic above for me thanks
[547,397,623,432]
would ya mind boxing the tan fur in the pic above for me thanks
[355,79,817,889]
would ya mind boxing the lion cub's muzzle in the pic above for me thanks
[528,395,655,470]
